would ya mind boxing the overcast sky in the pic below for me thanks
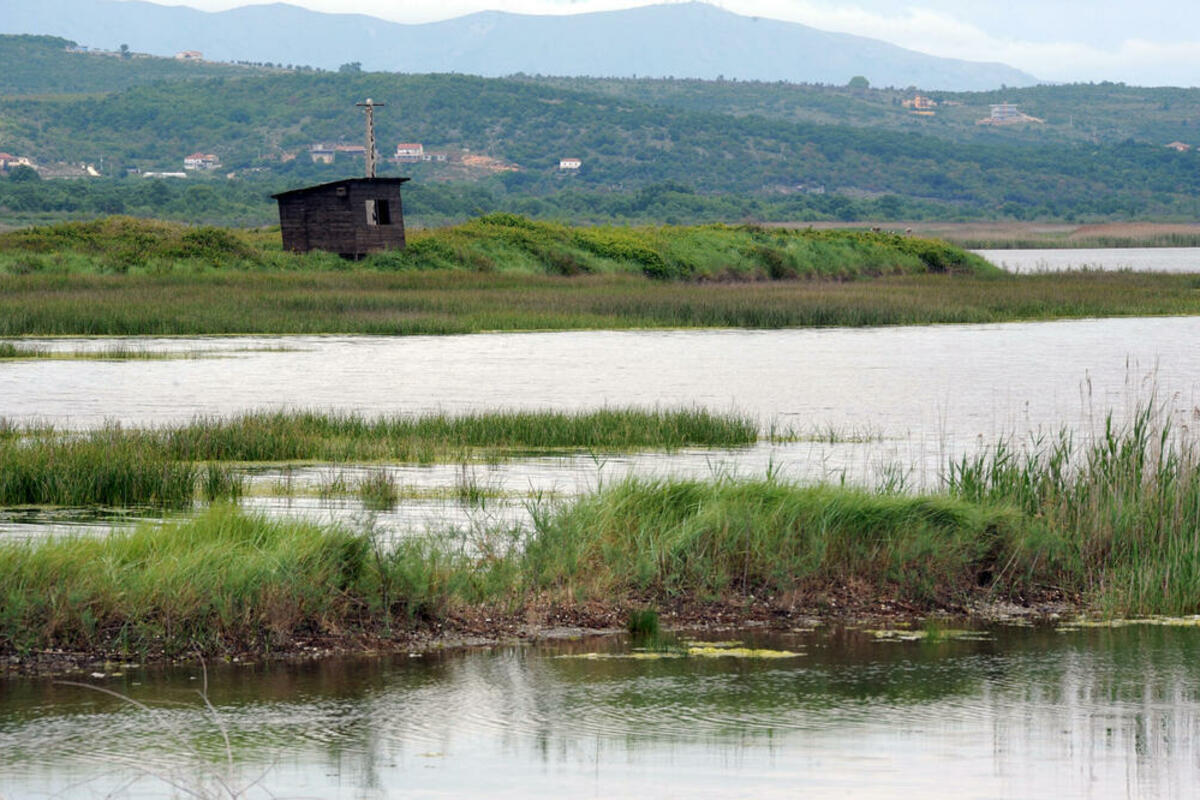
[139,0,1200,86]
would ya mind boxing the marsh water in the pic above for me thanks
[5,256,1200,796]
[975,246,1200,273]
[3,622,1200,799]
[3,316,1200,541]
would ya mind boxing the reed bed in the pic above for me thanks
[3,270,1200,336]
[0,408,755,507]
[155,408,756,461]
[954,232,1200,250]
[520,479,1019,605]
[0,432,206,508]
[945,407,1200,615]
[4,407,1200,657]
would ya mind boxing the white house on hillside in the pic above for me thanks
[395,143,424,162]
[184,152,221,170]
[559,158,582,170]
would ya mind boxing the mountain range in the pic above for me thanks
[1,0,1038,91]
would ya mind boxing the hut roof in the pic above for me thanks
[271,176,409,200]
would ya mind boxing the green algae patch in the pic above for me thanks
[556,645,801,660]
[868,629,991,642]
[686,646,801,659]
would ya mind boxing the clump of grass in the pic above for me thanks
[627,608,660,636]
[521,477,1020,605]
[945,406,1200,615]
[0,431,201,508]
[0,341,208,360]
[357,470,399,510]
[0,507,376,654]
[317,470,350,499]
[455,463,498,508]
[0,341,29,358]
[767,420,884,444]
[201,463,245,503]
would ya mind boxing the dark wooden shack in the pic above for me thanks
[272,177,409,258]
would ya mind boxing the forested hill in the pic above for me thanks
[2,37,1200,226]
[521,76,1200,149]
[5,70,1199,217]
[0,35,273,96]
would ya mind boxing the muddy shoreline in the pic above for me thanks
[1,594,1077,677]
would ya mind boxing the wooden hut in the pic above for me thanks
[271,177,408,258]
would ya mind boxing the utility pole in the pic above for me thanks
[356,98,386,178]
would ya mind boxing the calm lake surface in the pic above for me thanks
[2,623,1198,799]
[975,246,1200,273]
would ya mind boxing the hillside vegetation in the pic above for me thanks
[523,76,1200,148]
[0,35,271,96]
[2,34,1200,226]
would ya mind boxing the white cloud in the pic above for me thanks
[131,0,1200,85]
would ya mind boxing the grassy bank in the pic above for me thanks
[4,269,1200,336]
[0,214,992,279]
[2,215,1198,335]
[3,410,1198,657]
[0,408,756,507]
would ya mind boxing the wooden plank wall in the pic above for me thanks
[278,181,406,257]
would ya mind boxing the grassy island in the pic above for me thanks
[0,408,756,508]
[2,215,1199,336]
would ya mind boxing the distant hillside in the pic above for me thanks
[3,70,1196,225]
[1,0,1037,91]
[0,34,271,96]
[523,76,1200,147]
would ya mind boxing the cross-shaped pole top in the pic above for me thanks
[355,99,387,178]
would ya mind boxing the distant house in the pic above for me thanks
[395,143,424,162]
[143,171,188,179]
[335,144,367,156]
[272,177,409,258]
[1165,141,1192,152]
[902,95,937,114]
[977,103,1044,126]
[0,152,33,170]
[183,152,221,170]
[559,158,582,170]
[309,144,336,164]
[175,50,203,61]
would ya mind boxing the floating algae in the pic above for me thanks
[1056,616,1200,632]
[556,652,684,661]
[867,629,992,642]
[685,646,801,659]
[556,643,801,660]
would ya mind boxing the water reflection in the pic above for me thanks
[1,625,1198,798]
